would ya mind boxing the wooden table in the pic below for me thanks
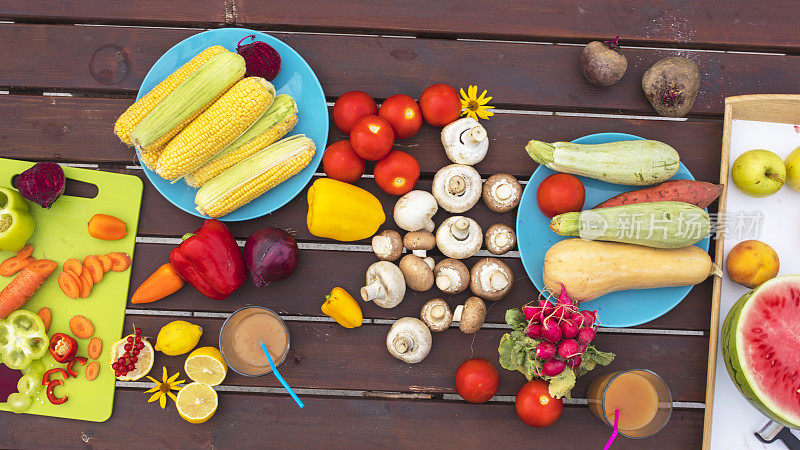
[2,2,799,447]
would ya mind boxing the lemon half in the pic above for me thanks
[176,382,218,424]
[184,347,228,386]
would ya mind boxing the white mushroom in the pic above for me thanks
[470,258,513,301]
[394,190,438,232]
[386,317,432,363]
[399,254,434,292]
[434,258,470,294]
[432,164,482,213]
[441,117,489,165]
[453,297,487,334]
[420,299,453,332]
[482,174,522,213]
[403,231,436,258]
[372,230,403,261]
[361,261,406,308]
[484,224,516,255]
[436,216,482,259]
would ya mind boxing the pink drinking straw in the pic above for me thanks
[603,409,620,450]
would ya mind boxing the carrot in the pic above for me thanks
[83,255,104,283]
[84,361,100,381]
[69,315,94,339]
[58,271,81,299]
[107,252,131,272]
[63,258,83,278]
[78,269,93,298]
[38,307,51,333]
[594,180,723,209]
[0,259,57,319]
[131,263,185,304]
[87,337,103,360]
[16,244,33,260]
[88,214,128,241]
[0,256,35,277]
[97,254,113,273]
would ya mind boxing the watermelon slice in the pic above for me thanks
[722,275,800,429]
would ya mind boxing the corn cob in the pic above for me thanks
[130,51,246,150]
[138,148,160,171]
[195,135,316,218]
[114,45,227,146]
[184,94,298,188]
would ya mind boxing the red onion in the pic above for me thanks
[13,161,65,208]
[237,35,282,81]
[244,227,298,287]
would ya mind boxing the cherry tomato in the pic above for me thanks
[536,173,586,218]
[455,358,499,403]
[349,115,395,161]
[333,91,378,133]
[374,151,420,196]
[322,140,366,183]
[378,94,422,139]
[419,84,462,127]
[515,379,563,428]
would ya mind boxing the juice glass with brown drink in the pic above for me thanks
[219,306,290,376]
[586,369,672,439]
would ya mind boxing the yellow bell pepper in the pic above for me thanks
[321,287,363,328]
[306,178,385,241]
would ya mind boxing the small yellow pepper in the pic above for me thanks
[307,178,385,241]
[321,287,363,328]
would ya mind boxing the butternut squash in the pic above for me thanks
[543,238,718,302]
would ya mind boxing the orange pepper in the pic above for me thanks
[130,263,184,304]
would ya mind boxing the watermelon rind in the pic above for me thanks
[721,275,800,430]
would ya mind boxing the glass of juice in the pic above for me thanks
[219,306,290,377]
[586,369,672,439]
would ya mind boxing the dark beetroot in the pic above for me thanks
[243,227,299,287]
[0,364,22,402]
[237,35,282,81]
[13,161,65,208]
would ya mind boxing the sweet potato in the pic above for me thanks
[594,180,722,209]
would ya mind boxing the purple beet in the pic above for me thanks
[13,161,65,208]
[0,364,22,402]
[237,35,282,80]
[535,341,557,360]
[542,358,566,377]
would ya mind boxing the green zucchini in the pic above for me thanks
[550,201,709,248]
[526,139,680,185]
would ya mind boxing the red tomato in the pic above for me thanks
[419,84,462,127]
[536,173,586,218]
[333,91,378,133]
[378,94,422,139]
[455,358,499,404]
[515,380,563,428]
[322,140,366,183]
[374,151,420,195]
[349,115,395,161]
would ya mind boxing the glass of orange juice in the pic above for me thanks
[219,306,290,377]
[586,369,672,439]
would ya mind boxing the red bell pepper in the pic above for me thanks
[169,219,246,300]
[48,333,77,363]
[46,379,67,405]
[42,368,68,385]
[66,356,87,378]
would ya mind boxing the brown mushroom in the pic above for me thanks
[403,231,436,258]
[484,224,516,255]
[372,230,403,261]
[482,174,522,213]
[453,297,486,334]
[399,254,434,291]
[433,258,469,294]
[420,299,453,332]
[470,258,513,301]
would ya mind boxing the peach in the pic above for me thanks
[726,240,780,288]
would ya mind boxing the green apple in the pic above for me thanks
[731,149,786,198]
[785,146,800,192]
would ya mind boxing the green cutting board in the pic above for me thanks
[0,158,142,422]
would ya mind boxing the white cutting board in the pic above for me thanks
[710,119,800,448]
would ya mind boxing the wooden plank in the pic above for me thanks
[115,315,708,401]
[2,24,800,115]
[0,0,226,25]
[129,242,713,331]
[0,389,703,448]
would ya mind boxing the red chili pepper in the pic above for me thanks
[48,333,78,363]
[42,368,69,385]
[46,379,67,405]
[169,219,246,300]
[66,356,88,378]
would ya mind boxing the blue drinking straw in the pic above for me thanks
[260,342,304,408]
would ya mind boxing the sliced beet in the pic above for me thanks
[13,161,66,208]
[0,364,23,402]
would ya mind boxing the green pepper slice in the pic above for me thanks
[0,187,35,252]
[0,310,48,370]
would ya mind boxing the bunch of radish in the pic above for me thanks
[522,284,598,377]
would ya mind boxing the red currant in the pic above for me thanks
[112,363,119,370]
[132,349,140,356]
[135,342,144,350]
[127,336,134,343]
[129,356,138,363]
[124,344,132,352]
[134,328,142,336]
[114,370,122,377]
[127,364,136,372]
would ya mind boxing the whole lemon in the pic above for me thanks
[155,320,203,356]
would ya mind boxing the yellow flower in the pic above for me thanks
[460,85,494,120]
[144,366,185,409]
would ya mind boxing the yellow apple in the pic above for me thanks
[785,146,800,192]
[726,240,780,288]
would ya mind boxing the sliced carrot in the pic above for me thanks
[78,270,93,298]
[69,315,94,339]
[85,361,100,381]
[16,244,33,260]
[63,258,83,278]
[107,252,131,272]
[0,256,35,277]
[0,259,57,320]
[97,254,113,273]
[37,307,52,333]
[83,255,104,283]
[58,271,81,299]
[87,337,103,360]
